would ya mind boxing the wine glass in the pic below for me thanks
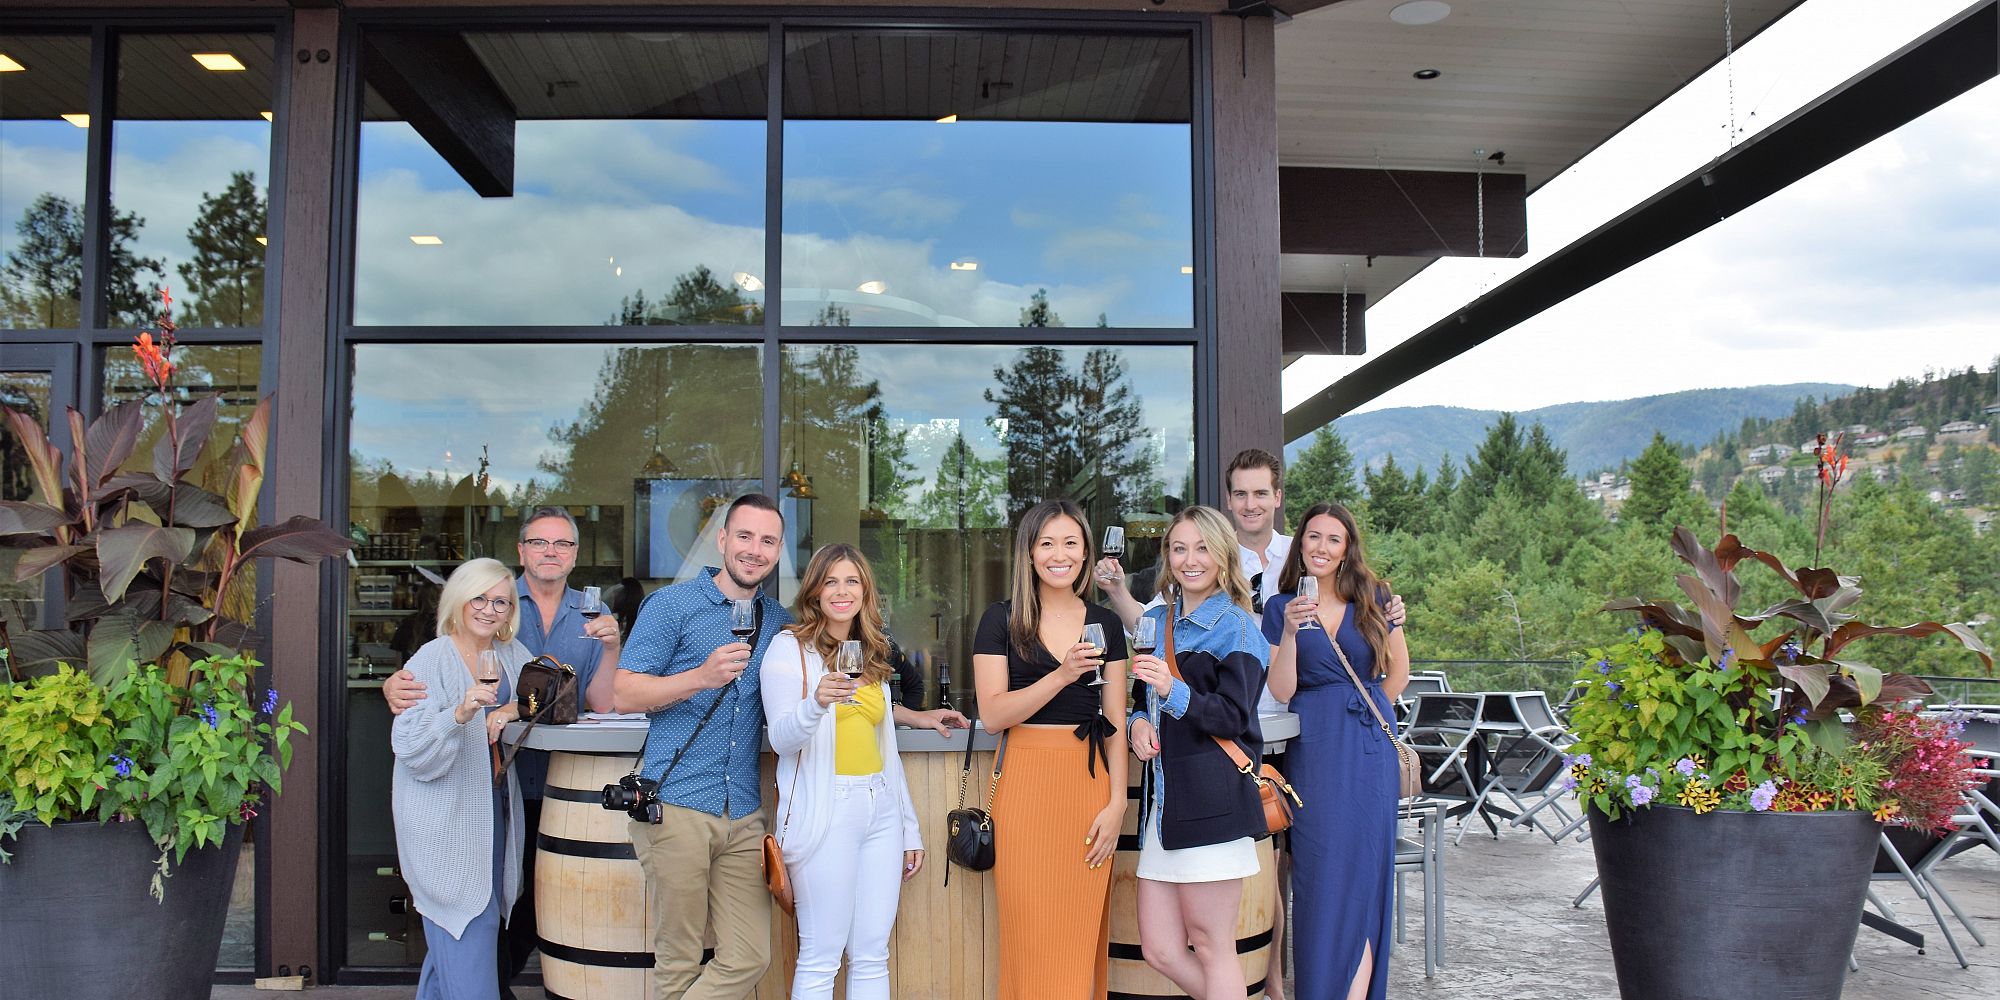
[837,640,865,705]
[1296,576,1321,631]
[579,586,604,638]
[729,598,757,643]
[1131,616,1158,658]
[474,649,503,702]
[1081,622,1108,686]
[1102,526,1125,559]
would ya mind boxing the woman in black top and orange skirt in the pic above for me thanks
[973,499,1130,1000]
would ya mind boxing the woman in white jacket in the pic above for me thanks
[761,543,925,1000]
[391,557,527,1000]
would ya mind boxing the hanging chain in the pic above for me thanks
[1724,0,1737,145]
[1340,262,1351,355]
[1475,154,1486,260]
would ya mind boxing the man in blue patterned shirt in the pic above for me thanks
[614,494,791,1000]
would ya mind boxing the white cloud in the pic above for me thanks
[787,176,962,229]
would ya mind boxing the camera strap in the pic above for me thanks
[647,598,766,785]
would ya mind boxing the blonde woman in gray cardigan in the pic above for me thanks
[392,557,530,1000]
[760,544,923,1000]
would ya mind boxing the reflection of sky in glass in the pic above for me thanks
[0,123,87,264]
[354,120,767,325]
[784,121,1193,328]
[109,120,271,313]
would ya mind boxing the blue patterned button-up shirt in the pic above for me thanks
[511,578,607,800]
[621,567,792,819]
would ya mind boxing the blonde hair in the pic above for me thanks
[436,557,520,642]
[789,543,894,686]
[1155,505,1254,613]
[1007,499,1092,655]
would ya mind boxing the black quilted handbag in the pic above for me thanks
[943,729,1006,884]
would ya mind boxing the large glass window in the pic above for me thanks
[779,343,1193,713]
[0,33,90,330]
[781,30,1194,328]
[0,369,55,624]
[110,33,275,328]
[342,341,761,967]
[353,30,768,326]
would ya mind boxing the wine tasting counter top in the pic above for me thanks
[505,711,1299,754]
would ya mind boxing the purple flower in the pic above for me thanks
[261,688,279,714]
[1749,781,1778,812]
[1720,647,1735,667]
[1624,774,1643,789]
[200,702,219,728]
[1630,784,1655,807]
[109,754,133,778]
[1559,775,1577,792]
[1778,641,1802,665]
[1605,681,1622,693]
[1675,758,1697,777]
[1623,702,1639,711]
[1567,753,1593,769]
[1596,659,1612,674]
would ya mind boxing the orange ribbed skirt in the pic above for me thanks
[991,724,1115,1000]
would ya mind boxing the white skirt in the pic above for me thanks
[1136,822,1260,884]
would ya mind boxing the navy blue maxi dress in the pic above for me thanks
[1262,595,1398,1000]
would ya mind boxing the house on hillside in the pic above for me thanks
[1854,431,1891,447]
[1894,425,1929,441]
[1759,466,1788,484]
[1745,443,1795,464]
[1799,439,1822,455]
[1845,424,1871,436]
[1938,420,1987,441]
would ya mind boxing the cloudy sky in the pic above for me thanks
[1280,0,2000,421]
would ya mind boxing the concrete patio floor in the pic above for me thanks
[213,825,2000,999]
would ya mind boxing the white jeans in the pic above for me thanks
[789,772,903,1000]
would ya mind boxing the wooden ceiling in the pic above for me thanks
[1274,0,1802,299]
[0,31,274,120]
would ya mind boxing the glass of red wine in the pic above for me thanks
[580,586,604,637]
[729,598,757,643]
[1132,616,1158,658]
[837,640,865,705]
[474,649,503,701]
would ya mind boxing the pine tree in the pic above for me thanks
[0,194,163,328]
[914,432,1007,529]
[1284,426,1360,528]
[1362,454,1421,533]
[1624,432,1693,528]
[176,171,267,327]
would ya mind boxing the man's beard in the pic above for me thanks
[724,557,771,593]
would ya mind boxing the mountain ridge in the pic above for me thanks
[1309,383,1859,477]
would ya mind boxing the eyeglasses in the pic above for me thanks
[468,596,514,612]
[521,538,578,552]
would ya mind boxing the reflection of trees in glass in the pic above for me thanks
[810,303,851,327]
[0,194,165,328]
[984,341,1159,525]
[102,345,260,496]
[611,264,763,326]
[786,345,918,518]
[913,432,1006,529]
[542,344,764,499]
[176,171,266,328]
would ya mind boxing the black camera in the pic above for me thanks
[601,772,662,824]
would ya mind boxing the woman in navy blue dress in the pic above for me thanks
[1261,503,1408,1000]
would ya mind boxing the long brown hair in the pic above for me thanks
[1007,499,1092,656]
[788,543,893,686]
[1278,502,1391,672]
[1154,506,1255,614]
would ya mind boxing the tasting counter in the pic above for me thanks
[506,713,1299,1000]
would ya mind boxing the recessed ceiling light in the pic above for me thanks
[1390,1,1453,26]
[409,235,443,245]
[260,111,273,122]
[856,280,886,295]
[949,259,978,272]
[936,114,958,124]
[61,113,89,128]
[0,54,25,73]
[255,236,268,246]
[732,271,764,292]
[1413,68,1442,80]
[1179,265,1195,274]
[192,53,246,72]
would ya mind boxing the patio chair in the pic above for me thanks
[1396,672,1452,726]
[1394,797,1448,977]
[1446,692,1540,844]
[1867,813,1991,969]
[1402,692,1482,802]
[1494,692,1582,843]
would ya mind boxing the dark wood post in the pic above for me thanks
[1210,13,1282,478]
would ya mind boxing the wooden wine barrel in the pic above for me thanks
[1107,779,1278,1000]
[538,751,656,1000]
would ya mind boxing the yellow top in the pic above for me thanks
[834,682,886,776]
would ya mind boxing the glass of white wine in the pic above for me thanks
[1296,576,1322,631]
[1081,623,1108,686]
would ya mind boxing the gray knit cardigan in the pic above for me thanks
[390,634,529,939]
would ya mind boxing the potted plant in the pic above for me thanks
[0,291,349,1000]
[1567,471,1991,1000]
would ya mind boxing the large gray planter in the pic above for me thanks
[1589,805,1879,1000]
[0,818,243,1000]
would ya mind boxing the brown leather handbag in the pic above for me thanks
[494,654,577,785]
[763,645,805,916]
[1161,604,1303,835]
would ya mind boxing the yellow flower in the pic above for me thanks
[1839,787,1858,809]
[1872,801,1900,822]
[1676,778,1721,814]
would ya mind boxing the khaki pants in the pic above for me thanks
[631,804,772,1000]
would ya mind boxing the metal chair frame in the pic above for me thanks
[1394,797,1448,977]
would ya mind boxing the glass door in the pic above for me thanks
[0,342,78,633]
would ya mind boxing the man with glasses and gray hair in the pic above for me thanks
[384,505,621,997]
